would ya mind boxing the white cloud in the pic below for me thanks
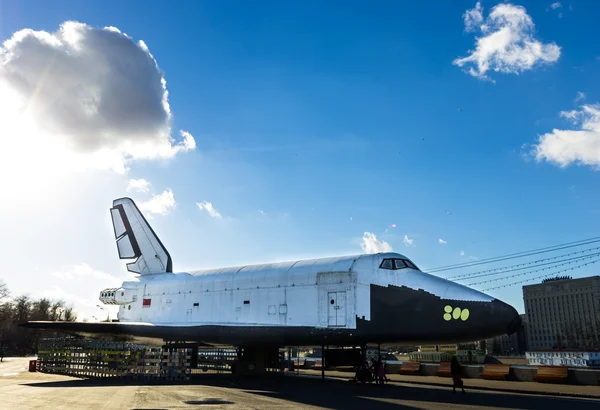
[439,238,447,244]
[361,232,392,254]
[51,262,121,285]
[453,3,561,80]
[550,2,562,10]
[532,104,600,169]
[42,285,115,322]
[403,235,414,246]
[138,189,176,216]
[0,21,196,174]
[196,201,222,218]
[575,92,586,103]
[460,250,465,256]
[127,178,151,193]
[463,1,484,32]
[179,130,197,151]
[43,285,98,310]
[560,109,579,120]
[44,263,126,321]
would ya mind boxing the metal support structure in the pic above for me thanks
[191,346,198,369]
[321,344,325,381]
[36,337,193,380]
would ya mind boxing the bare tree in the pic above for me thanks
[0,283,79,357]
[0,280,8,301]
[560,320,600,350]
[63,306,77,322]
[49,301,65,321]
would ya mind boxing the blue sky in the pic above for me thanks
[1,0,600,319]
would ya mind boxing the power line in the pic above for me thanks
[449,248,600,281]
[425,236,600,273]
[428,236,600,272]
[448,246,600,279]
[467,254,600,286]
[481,258,600,291]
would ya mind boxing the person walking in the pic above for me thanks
[376,357,386,385]
[371,358,380,385]
[368,359,377,384]
[450,356,465,395]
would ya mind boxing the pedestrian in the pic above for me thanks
[450,356,465,395]
[357,361,371,383]
[376,357,386,385]
[353,363,360,382]
[370,359,379,384]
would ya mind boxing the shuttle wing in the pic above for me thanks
[21,321,169,346]
[22,320,153,334]
[21,321,210,346]
[111,197,172,275]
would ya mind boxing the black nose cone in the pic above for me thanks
[507,309,522,335]
[494,299,521,336]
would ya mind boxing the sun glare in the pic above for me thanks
[0,82,92,208]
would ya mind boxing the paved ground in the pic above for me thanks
[296,369,600,398]
[0,356,30,377]
[1,358,599,409]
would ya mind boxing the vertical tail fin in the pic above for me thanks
[110,197,173,274]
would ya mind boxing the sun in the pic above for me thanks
[0,82,84,207]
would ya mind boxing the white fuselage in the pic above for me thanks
[103,252,492,329]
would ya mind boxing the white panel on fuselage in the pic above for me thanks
[118,256,356,327]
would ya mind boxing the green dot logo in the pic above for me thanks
[443,305,452,321]
[443,305,470,321]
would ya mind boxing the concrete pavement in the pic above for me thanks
[0,356,31,377]
[1,358,599,409]
[295,368,600,399]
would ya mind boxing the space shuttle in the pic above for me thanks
[25,198,521,351]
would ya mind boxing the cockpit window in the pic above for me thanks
[379,258,420,271]
[380,259,394,270]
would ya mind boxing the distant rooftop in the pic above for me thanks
[523,275,600,288]
[542,275,573,283]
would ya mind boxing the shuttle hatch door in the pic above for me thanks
[328,292,347,328]
[328,292,336,326]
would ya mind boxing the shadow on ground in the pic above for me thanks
[24,374,600,410]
